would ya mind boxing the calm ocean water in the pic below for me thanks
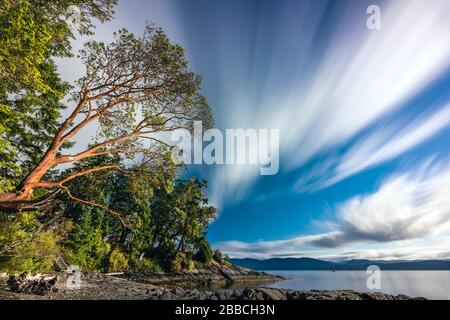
[259,270,450,300]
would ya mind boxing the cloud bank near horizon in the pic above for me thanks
[214,159,450,260]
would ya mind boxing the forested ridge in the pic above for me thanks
[0,0,223,274]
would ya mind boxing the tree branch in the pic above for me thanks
[58,165,127,185]
[60,185,130,228]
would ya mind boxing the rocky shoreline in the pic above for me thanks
[0,268,425,300]
[117,267,284,287]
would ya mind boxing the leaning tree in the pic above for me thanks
[0,25,213,219]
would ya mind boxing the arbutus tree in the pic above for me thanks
[0,25,213,221]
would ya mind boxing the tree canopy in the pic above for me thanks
[0,0,117,193]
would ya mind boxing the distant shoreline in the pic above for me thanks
[231,257,450,271]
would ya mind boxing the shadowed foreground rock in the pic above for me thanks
[142,286,425,301]
[233,288,423,300]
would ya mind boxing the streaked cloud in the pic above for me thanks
[215,159,450,259]
[295,103,450,192]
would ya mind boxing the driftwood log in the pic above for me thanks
[7,273,58,295]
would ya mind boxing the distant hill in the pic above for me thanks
[231,258,450,270]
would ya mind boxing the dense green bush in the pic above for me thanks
[196,237,213,264]
[108,248,129,272]
[128,253,162,272]
[64,209,111,272]
[0,212,62,274]
[193,260,204,270]
[170,252,195,272]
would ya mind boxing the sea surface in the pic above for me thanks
[258,270,450,300]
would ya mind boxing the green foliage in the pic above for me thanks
[150,178,217,268]
[6,230,61,274]
[195,237,213,265]
[0,0,52,93]
[0,0,116,192]
[64,208,111,272]
[59,161,218,272]
[0,212,62,274]
[128,253,162,272]
[170,252,194,272]
[0,0,116,90]
[108,248,128,272]
[213,250,224,263]
[193,260,204,270]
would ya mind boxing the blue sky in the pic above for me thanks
[59,0,450,260]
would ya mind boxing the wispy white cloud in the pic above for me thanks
[283,0,450,166]
[215,159,450,259]
[295,103,450,192]
[335,105,450,183]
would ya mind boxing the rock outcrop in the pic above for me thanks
[120,267,283,287]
